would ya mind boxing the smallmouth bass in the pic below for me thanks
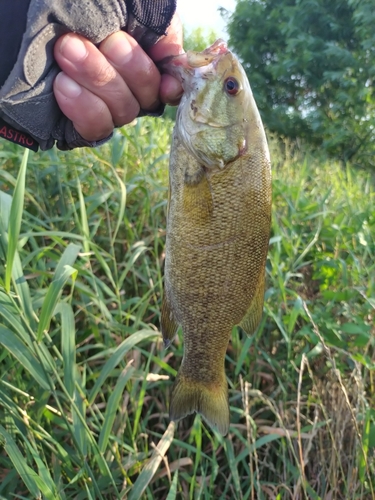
[161,40,271,436]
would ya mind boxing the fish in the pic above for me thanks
[160,39,272,436]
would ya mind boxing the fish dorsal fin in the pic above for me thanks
[239,275,265,337]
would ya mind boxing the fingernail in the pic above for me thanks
[55,72,82,98]
[59,34,87,63]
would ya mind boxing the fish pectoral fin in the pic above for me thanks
[161,294,179,348]
[240,276,266,337]
[169,370,229,436]
[184,162,205,186]
[183,171,214,217]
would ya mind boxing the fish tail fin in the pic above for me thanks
[169,368,229,436]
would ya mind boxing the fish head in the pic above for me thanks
[161,39,266,170]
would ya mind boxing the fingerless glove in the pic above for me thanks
[0,0,176,151]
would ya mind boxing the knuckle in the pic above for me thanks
[92,62,116,87]
[113,101,140,127]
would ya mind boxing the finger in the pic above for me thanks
[148,13,184,105]
[54,72,114,141]
[54,33,140,126]
[148,13,184,62]
[159,74,183,106]
[99,31,161,112]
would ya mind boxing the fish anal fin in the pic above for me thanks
[240,276,266,337]
[169,370,229,436]
[161,294,179,348]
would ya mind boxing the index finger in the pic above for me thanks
[148,13,184,105]
[148,12,184,62]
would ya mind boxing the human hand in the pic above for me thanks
[53,13,183,143]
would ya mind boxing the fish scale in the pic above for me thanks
[160,40,271,435]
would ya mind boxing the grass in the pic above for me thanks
[0,117,374,499]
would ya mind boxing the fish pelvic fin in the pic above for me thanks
[161,294,179,348]
[240,275,265,337]
[169,370,229,436]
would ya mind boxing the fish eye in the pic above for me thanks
[224,77,240,95]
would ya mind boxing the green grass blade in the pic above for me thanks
[0,189,12,232]
[76,177,90,253]
[0,424,40,498]
[56,302,76,397]
[235,433,284,464]
[0,326,50,390]
[20,230,85,242]
[98,364,134,453]
[166,470,179,500]
[73,384,88,458]
[24,440,57,500]
[37,243,80,341]
[5,149,29,292]
[53,242,81,279]
[128,421,176,500]
[0,293,34,347]
[10,250,36,329]
[0,468,18,495]
[224,439,242,497]
[359,408,371,483]
[235,335,253,376]
[131,350,153,439]
[84,482,96,500]
[118,244,148,289]
[89,245,116,289]
[0,194,35,329]
[88,329,159,405]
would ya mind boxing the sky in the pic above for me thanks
[176,0,237,40]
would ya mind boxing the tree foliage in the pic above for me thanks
[227,0,375,167]
[184,26,218,52]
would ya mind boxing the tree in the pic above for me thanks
[227,0,375,167]
[184,27,218,52]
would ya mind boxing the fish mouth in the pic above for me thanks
[188,39,229,67]
[159,39,229,81]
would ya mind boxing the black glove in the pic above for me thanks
[0,0,176,151]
